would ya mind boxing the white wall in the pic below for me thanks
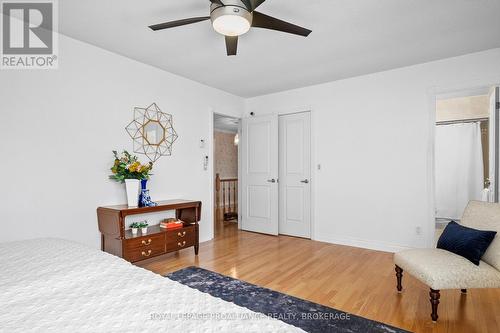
[246,48,500,252]
[2,30,500,254]
[0,33,244,248]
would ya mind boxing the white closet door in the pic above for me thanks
[279,112,311,238]
[241,115,279,235]
[490,86,500,202]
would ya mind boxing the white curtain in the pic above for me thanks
[435,122,484,220]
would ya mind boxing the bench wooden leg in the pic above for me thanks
[395,265,403,292]
[430,288,440,322]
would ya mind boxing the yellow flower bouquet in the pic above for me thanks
[109,150,153,182]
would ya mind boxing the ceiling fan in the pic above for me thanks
[149,0,312,56]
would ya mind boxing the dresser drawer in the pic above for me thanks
[124,243,165,262]
[124,233,165,251]
[123,234,165,262]
[166,226,196,252]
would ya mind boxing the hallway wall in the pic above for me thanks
[214,131,238,179]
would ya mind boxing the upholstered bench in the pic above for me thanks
[394,201,500,322]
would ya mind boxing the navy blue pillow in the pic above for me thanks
[437,221,497,265]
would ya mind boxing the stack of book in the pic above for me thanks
[160,219,184,230]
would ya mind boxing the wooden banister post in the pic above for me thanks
[222,179,227,215]
[233,181,237,213]
[228,180,232,216]
[215,174,221,221]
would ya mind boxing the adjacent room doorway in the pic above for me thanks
[433,86,499,242]
[240,111,312,238]
[213,114,240,234]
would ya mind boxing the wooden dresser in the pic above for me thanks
[97,200,201,263]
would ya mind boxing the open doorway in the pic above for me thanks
[213,114,240,235]
[434,86,499,243]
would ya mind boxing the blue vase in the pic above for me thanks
[139,179,157,207]
[139,179,148,207]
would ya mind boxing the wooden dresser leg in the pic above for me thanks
[395,265,403,293]
[430,288,440,322]
[194,222,199,255]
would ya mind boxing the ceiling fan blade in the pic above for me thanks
[252,11,312,37]
[240,0,253,10]
[210,0,225,5]
[250,0,267,11]
[225,36,238,56]
[149,16,210,31]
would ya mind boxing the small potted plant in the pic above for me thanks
[139,221,149,234]
[130,222,140,235]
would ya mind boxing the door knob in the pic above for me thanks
[301,179,309,184]
[267,179,276,183]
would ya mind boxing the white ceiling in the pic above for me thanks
[214,114,239,133]
[59,0,500,97]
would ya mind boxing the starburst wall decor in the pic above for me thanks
[126,103,178,162]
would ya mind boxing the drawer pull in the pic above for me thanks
[177,231,186,238]
[141,239,152,246]
[178,241,186,248]
[141,250,152,257]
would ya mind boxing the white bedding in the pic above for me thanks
[0,238,303,333]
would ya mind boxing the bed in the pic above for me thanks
[0,238,303,332]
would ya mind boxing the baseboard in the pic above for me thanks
[313,233,413,253]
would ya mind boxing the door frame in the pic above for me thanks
[491,86,500,202]
[427,78,500,248]
[209,110,242,238]
[242,108,316,240]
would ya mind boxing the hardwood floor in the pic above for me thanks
[137,224,500,333]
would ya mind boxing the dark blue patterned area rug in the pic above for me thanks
[166,266,411,333]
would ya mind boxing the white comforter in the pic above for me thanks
[0,238,303,333]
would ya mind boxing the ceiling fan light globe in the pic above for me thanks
[213,15,250,36]
[211,5,253,36]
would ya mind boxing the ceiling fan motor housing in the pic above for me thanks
[210,1,253,36]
